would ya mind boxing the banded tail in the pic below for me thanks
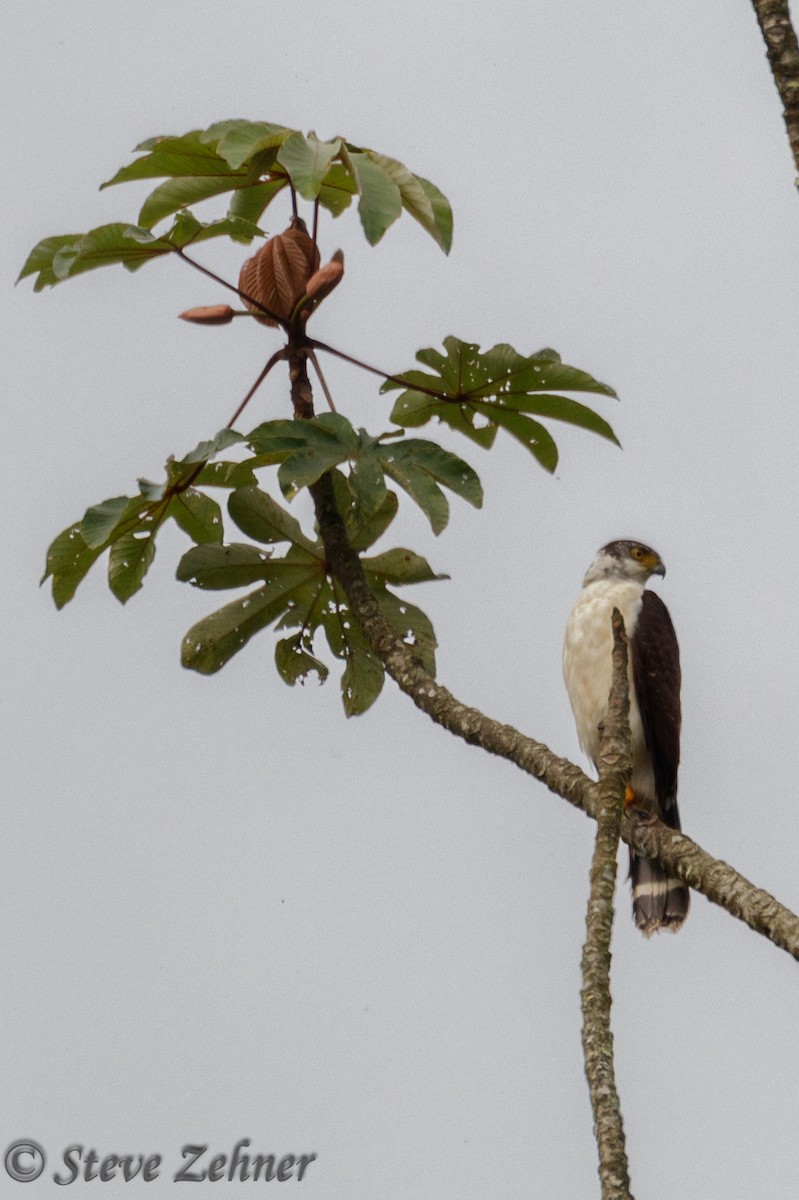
[630,851,690,936]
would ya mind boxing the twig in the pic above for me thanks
[581,610,633,1200]
[226,348,286,429]
[307,337,449,401]
[308,348,337,412]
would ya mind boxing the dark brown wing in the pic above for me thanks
[631,590,682,828]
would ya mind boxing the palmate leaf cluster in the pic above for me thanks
[26,116,621,715]
[387,337,617,472]
[19,120,452,290]
[42,420,476,715]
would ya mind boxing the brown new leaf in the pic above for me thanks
[239,217,320,327]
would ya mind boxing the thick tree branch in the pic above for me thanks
[309,471,799,961]
[751,0,799,178]
[581,610,633,1200]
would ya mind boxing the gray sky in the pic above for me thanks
[5,1,799,1196]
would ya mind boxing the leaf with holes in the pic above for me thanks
[371,438,482,534]
[340,643,385,716]
[364,548,447,586]
[383,336,618,471]
[178,487,443,711]
[275,633,330,686]
[41,427,238,606]
[371,588,437,676]
[329,469,398,552]
[42,523,106,610]
[181,579,307,675]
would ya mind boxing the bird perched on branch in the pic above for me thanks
[563,540,689,935]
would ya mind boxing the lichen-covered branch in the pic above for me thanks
[581,610,633,1200]
[751,0,799,178]
[623,814,799,956]
[309,470,799,962]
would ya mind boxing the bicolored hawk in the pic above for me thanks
[563,540,689,935]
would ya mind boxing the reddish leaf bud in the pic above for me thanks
[178,305,235,325]
[305,251,345,303]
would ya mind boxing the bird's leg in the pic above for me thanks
[624,787,656,820]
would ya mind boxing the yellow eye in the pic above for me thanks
[631,546,644,560]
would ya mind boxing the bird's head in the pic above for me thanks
[583,540,666,586]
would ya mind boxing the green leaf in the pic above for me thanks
[43,224,175,283]
[167,488,223,543]
[246,416,360,498]
[138,175,256,230]
[277,132,342,200]
[245,418,313,463]
[249,417,480,536]
[487,406,559,472]
[385,440,482,507]
[80,496,137,548]
[177,542,317,590]
[169,214,265,247]
[342,149,403,245]
[228,487,319,552]
[373,589,437,675]
[363,548,447,586]
[501,393,619,443]
[214,121,292,170]
[101,130,240,186]
[349,491,399,551]
[416,175,453,255]
[370,154,453,254]
[176,428,246,465]
[228,179,287,225]
[200,118,282,146]
[41,523,104,609]
[178,468,444,711]
[380,459,449,534]
[17,235,83,290]
[181,582,296,674]
[178,542,273,589]
[340,644,385,716]
[317,163,357,217]
[276,414,359,498]
[191,460,259,490]
[275,633,329,685]
[108,528,157,603]
[348,448,389,521]
[375,439,482,534]
[330,469,398,551]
